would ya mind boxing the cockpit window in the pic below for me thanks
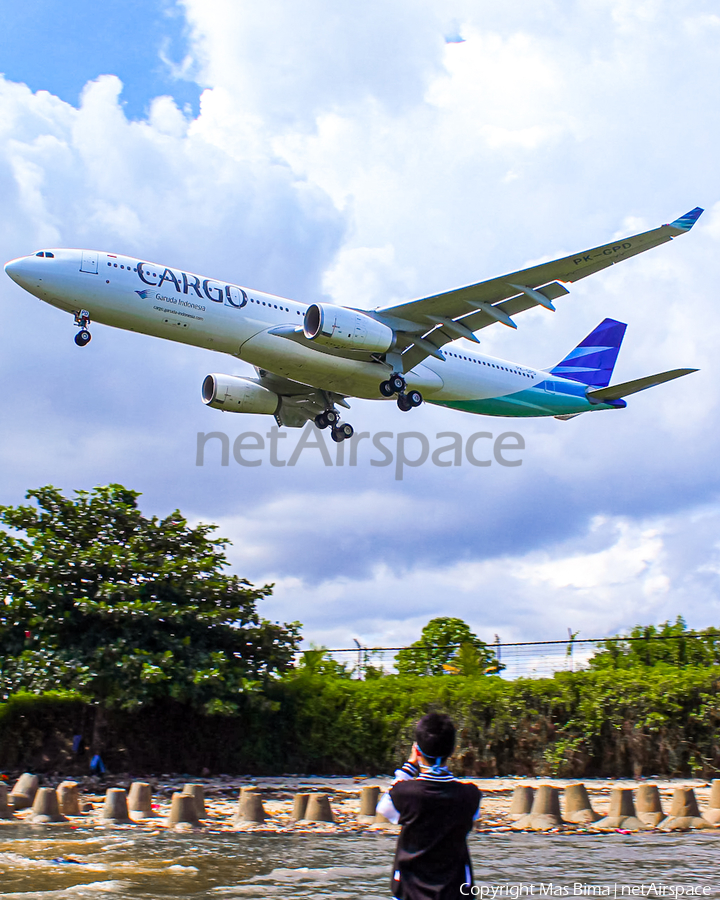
[34,251,55,258]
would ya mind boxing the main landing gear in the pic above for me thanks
[73,310,92,347]
[314,408,354,443]
[380,374,423,412]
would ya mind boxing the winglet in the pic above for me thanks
[669,207,704,232]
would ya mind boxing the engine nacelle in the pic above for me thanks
[303,303,394,352]
[202,374,280,414]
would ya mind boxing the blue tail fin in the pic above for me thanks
[550,318,627,387]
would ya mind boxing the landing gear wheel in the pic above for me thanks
[325,409,339,426]
[407,390,423,407]
[331,423,354,442]
[397,394,413,412]
[74,329,91,347]
[380,380,395,397]
[390,374,406,394]
[315,412,329,429]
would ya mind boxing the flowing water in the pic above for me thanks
[1,826,719,898]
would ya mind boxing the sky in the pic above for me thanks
[1,0,720,653]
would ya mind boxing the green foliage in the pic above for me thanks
[589,616,720,669]
[0,484,301,712]
[0,690,85,728]
[2,667,720,777]
[395,617,502,676]
[0,690,89,772]
[297,647,353,678]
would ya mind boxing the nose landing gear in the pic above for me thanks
[314,409,354,443]
[379,374,423,412]
[73,310,92,347]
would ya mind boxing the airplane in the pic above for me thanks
[4,207,702,441]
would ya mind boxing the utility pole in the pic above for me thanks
[353,638,364,680]
[567,628,579,672]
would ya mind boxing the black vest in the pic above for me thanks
[389,777,480,900]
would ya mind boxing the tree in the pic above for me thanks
[589,616,720,669]
[0,485,301,713]
[395,617,502,676]
[297,646,353,678]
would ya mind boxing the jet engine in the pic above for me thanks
[303,303,394,352]
[202,374,280,414]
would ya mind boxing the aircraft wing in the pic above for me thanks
[378,208,703,372]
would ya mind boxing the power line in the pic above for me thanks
[316,630,720,654]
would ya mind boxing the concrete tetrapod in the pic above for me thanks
[0,784,14,819]
[27,787,66,823]
[9,773,39,810]
[183,784,207,818]
[168,792,200,827]
[703,780,720,825]
[593,788,646,831]
[635,784,665,827]
[660,787,712,831]
[508,785,535,821]
[292,793,309,821]
[305,793,334,823]
[128,782,156,819]
[235,786,266,823]
[100,788,133,824]
[562,783,600,824]
[57,782,81,817]
[359,786,380,818]
[513,784,563,830]
[374,800,391,824]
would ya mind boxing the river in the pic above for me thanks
[1,827,718,898]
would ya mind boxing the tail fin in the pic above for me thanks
[550,318,627,387]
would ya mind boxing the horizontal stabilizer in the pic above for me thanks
[586,368,698,403]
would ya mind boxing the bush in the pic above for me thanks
[589,616,720,669]
[2,667,719,778]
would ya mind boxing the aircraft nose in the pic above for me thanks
[4,256,34,288]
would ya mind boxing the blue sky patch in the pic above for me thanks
[0,0,200,118]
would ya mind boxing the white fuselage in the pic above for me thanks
[4,248,596,416]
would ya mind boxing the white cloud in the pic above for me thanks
[323,244,415,308]
[180,0,449,126]
[260,509,720,649]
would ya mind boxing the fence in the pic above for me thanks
[307,631,720,680]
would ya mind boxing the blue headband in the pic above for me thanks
[417,744,447,775]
